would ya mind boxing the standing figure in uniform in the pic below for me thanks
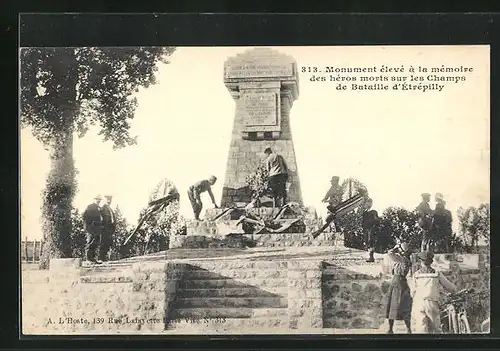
[384,242,413,334]
[99,195,116,262]
[431,193,453,253]
[411,251,458,333]
[83,195,103,264]
[264,147,289,208]
[322,176,343,208]
[362,198,380,263]
[417,193,434,252]
[187,176,218,220]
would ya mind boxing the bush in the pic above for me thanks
[457,203,490,248]
[245,163,270,202]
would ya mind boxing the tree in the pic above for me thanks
[340,177,368,200]
[20,47,176,268]
[378,207,421,252]
[108,206,134,260]
[457,203,490,248]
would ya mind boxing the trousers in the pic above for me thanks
[85,224,102,261]
[412,299,442,334]
[268,173,288,207]
[187,187,203,220]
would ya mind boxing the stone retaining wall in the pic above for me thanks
[322,254,490,331]
[22,253,489,334]
[22,259,185,335]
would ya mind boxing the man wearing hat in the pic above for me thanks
[187,176,219,220]
[99,195,116,262]
[416,193,434,252]
[411,251,458,333]
[431,193,452,253]
[322,176,343,208]
[83,195,104,264]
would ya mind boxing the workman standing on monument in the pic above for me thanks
[322,176,343,208]
[83,195,104,264]
[264,147,289,208]
[188,176,219,220]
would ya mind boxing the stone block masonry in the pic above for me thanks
[221,48,303,207]
[21,259,185,335]
[22,252,489,334]
[287,260,323,329]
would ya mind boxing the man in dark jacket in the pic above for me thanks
[99,195,116,262]
[417,193,434,252]
[83,195,103,264]
[264,147,289,208]
[362,198,381,262]
[431,193,452,253]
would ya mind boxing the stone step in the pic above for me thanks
[171,307,288,319]
[167,317,287,329]
[183,269,287,280]
[175,296,288,308]
[183,261,288,271]
[180,278,288,290]
[179,287,288,298]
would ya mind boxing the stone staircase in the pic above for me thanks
[167,261,290,330]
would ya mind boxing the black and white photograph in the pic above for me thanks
[20,45,490,335]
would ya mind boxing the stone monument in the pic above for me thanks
[170,48,326,249]
[220,48,303,207]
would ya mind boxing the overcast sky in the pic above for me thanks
[20,45,490,240]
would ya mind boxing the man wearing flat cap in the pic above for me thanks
[99,195,116,262]
[431,193,452,253]
[416,193,434,252]
[410,251,458,333]
[83,195,103,264]
[322,176,343,208]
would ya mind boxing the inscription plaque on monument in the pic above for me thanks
[225,62,294,79]
[242,92,278,127]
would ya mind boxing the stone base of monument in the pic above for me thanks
[21,249,488,335]
[170,206,328,249]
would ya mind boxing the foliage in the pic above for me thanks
[108,206,135,260]
[20,47,175,148]
[245,163,271,203]
[21,47,175,266]
[457,203,490,248]
[68,208,87,259]
[464,288,490,332]
[335,178,370,248]
[120,180,186,257]
[378,207,422,252]
[340,177,368,200]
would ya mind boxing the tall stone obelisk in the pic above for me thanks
[221,48,303,207]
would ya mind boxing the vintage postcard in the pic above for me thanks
[20,45,490,335]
